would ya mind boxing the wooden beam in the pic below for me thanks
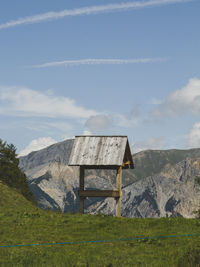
[78,190,120,198]
[77,164,124,217]
[115,166,122,217]
[79,165,119,170]
[79,166,85,214]
[70,164,129,169]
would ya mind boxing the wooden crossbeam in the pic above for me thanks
[78,190,120,198]
[78,165,123,217]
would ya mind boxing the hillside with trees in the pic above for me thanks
[0,138,35,203]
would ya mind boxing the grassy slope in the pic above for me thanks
[1,181,200,267]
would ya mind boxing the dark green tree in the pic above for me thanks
[0,138,35,203]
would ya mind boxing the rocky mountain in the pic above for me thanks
[88,158,200,218]
[19,139,200,218]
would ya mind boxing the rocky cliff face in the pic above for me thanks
[89,158,200,218]
[19,139,117,212]
[19,140,200,218]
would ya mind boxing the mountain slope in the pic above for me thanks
[19,139,200,217]
[132,148,200,181]
[88,157,200,218]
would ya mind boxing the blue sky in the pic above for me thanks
[0,0,200,156]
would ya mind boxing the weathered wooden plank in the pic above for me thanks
[80,166,84,190]
[80,165,119,170]
[115,166,122,217]
[68,136,129,166]
[78,190,120,198]
[79,165,130,170]
[79,166,85,214]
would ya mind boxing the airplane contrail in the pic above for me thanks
[0,0,192,30]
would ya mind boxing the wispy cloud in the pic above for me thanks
[31,58,168,68]
[0,86,97,119]
[131,136,164,153]
[0,0,192,30]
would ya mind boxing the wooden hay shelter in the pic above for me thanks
[68,136,134,217]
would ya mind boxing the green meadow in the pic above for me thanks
[1,182,200,267]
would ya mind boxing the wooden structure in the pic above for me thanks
[68,136,134,217]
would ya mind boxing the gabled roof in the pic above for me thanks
[68,136,134,168]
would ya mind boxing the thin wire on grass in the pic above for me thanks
[0,233,200,248]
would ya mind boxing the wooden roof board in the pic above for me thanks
[68,136,133,167]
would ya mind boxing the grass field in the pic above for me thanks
[1,182,200,267]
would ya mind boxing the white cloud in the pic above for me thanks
[32,58,168,68]
[18,137,57,157]
[82,130,92,135]
[116,114,138,128]
[0,86,97,119]
[131,136,164,153]
[84,114,113,132]
[62,134,75,140]
[151,78,200,118]
[109,105,140,128]
[0,0,191,30]
[45,121,73,132]
[187,122,200,148]
[149,97,162,105]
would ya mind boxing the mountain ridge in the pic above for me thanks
[19,139,200,217]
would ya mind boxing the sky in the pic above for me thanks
[0,0,200,156]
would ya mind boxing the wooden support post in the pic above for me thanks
[115,166,122,217]
[79,166,85,214]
